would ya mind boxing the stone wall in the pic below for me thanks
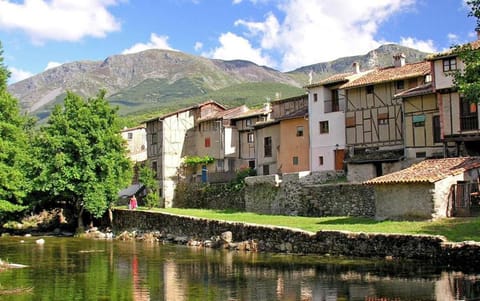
[244,172,375,217]
[112,209,480,267]
[173,182,244,211]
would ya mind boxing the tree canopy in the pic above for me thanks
[35,90,133,228]
[452,0,480,103]
[0,42,32,220]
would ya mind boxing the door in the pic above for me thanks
[334,149,345,171]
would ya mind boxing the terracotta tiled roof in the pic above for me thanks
[230,107,269,120]
[427,39,480,60]
[304,72,354,88]
[197,105,248,122]
[341,61,430,89]
[364,157,480,185]
[394,83,434,99]
[144,100,226,123]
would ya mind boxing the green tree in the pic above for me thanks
[35,90,133,231]
[0,42,33,221]
[452,0,480,103]
[138,164,160,208]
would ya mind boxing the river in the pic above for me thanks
[0,236,479,300]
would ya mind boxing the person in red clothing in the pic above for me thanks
[129,195,137,210]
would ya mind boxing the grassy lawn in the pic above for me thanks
[138,207,480,242]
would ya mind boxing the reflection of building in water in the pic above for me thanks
[164,260,186,301]
[132,255,150,300]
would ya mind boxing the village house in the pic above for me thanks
[341,55,431,182]
[365,157,480,220]
[427,37,480,157]
[120,124,147,163]
[194,105,249,182]
[230,106,270,171]
[254,94,309,175]
[304,63,371,173]
[144,100,225,207]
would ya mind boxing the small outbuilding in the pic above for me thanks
[364,157,480,220]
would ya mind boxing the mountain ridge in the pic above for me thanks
[8,44,429,121]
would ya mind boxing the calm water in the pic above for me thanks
[0,236,479,301]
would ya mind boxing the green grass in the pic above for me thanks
[137,207,480,242]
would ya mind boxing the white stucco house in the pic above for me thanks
[304,64,370,172]
[364,157,480,220]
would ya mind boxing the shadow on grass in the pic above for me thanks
[416,217,480,242]
[315,217,381,225]
[213,209,244,215]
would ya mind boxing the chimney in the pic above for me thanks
[393,53,406,68]
[352,62,360,74]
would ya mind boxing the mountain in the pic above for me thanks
[8,44,429,121]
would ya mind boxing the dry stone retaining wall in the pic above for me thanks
[112,209,480,267]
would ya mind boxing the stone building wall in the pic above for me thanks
[112,209,480,267]
[244,172,375,217]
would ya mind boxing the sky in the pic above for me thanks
[0,0,477,84]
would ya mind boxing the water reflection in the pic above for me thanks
[0,236,479,300]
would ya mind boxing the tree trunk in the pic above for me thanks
[76,206,85,234]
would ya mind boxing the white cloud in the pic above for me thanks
[194,41,203,51]
[122,33,176,54]
[204,32,274,67]
[45,61,62,70]
[8,67,33,83]
[0,0,121,43]
[399,37,436,53]
[216,0,420,71]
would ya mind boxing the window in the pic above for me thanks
[264,136,272,157]
[366,85,374,94]
[246,119,253,127]
[413,115,425,127]
[433,116,441,143]
[296,126,304,137]
[293,156,299,165]
[395,80,405,90]
[460,98,479,131]
[319,156,324,166]
[319,121,329,134]
[248,160,255,169]
[443,58,457,72]
[205,137,211,148]
[127,132,133,140]
[263,164,270,175]
[247,132,254,143]
[416,152,426,158]
[331,89,340,112]
[151,132,157,145]
[217,159,224,171]
[313,93,318,102]
[378,113,389,125]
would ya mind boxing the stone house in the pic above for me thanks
[120,124,147,163]
[364,157,480,220]
[340,56,431,182]
[304,64,371,173]
[427,38,480,157]
[144,100,225,207]
[194,105,249,182]
[230,106,270,171]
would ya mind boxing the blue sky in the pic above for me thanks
[0,0,477,84]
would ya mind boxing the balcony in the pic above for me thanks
[460,115,479,131]
[324,99,345,113]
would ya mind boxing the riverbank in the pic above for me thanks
[112,209,480,268]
